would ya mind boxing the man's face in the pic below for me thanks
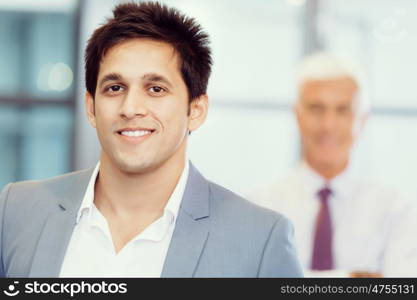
[86,38,207,174]
[295,77,364,171]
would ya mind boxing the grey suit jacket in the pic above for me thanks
[0,163,303,277]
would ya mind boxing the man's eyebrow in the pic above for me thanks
[98,73,123,87]
[142,73,173,88]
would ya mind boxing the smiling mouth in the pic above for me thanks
[117,129,155,137]
[115,128,156,143]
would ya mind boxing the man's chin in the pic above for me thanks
[312,153,348,170]
[115,159,156,175]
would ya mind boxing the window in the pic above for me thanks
[0,1,78,188]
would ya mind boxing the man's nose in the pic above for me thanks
[320,110,337,130]
[119,90,148,119]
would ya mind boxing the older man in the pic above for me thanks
[248,53,417,277]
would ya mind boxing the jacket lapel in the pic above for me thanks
[28,169,94,277]
[28,163,210,277]
[161,162,210,277]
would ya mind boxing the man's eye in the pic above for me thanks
[308,104,324,113]
[106,85,124,93]
[149,86,165,93]
[338,106,352,114]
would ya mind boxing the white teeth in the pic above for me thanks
[120,130,151,137]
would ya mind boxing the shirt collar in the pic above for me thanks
[76,162,100,223]
[164,159,189,222]
[129,160,189,242]
[297,160,351,200]
[76,159,190,225]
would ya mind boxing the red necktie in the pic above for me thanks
[311,186,333,270]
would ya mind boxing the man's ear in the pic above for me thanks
[85,92,96,128]
[188,94,208,133]
[354,112,369,136]
[294,101,302,128]
[360,113,369,130]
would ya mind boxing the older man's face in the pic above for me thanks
[295,77,362,174]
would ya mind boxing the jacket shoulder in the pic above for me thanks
[201,181,302,277]
[7,168,92,192]
[208,181,291,229]
[3,168,92,199]
[0,168,94,218]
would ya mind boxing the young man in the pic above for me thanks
[247,53,417,277]
[0,2,302,277]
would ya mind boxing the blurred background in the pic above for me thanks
[0,0,416,198]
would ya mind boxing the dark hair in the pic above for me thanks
[85,1,212,102]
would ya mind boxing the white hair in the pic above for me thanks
[296,52,370,116]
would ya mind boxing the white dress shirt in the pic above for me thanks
[60,161,189,277]
[246,161,417,277]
